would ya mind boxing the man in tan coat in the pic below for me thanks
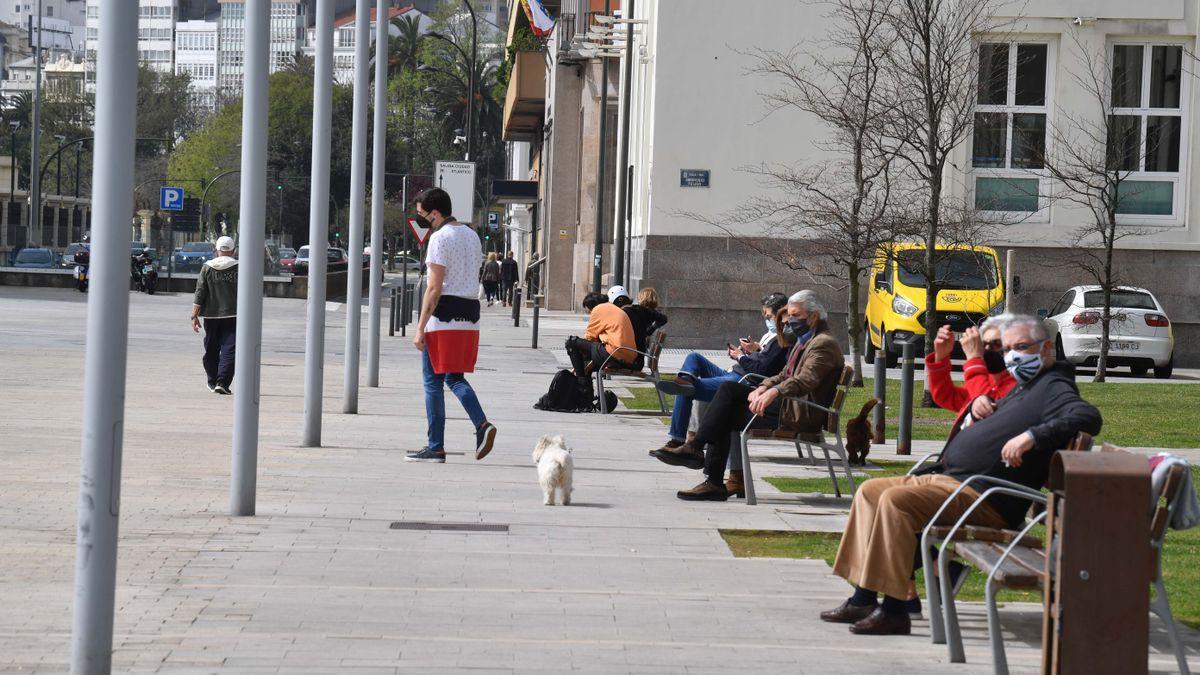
[655,290,844,501]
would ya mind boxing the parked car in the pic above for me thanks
[61,242,87,268]
[279,246,297,272]
[293,245,348,275]
[174,241,216,272]
[12,247,57,269]
[1041,285,1174,379]
[864,242,1005,367]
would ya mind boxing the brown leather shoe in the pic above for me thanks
[725,470,745,498]
[654,442,705,470]
[849,607,911,635]
[819,600,877,624]
[676,480,729,501]
[650,439,685,457]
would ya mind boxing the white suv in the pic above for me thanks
[1040,286,1174,379]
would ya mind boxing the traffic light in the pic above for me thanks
[276,184,283,191]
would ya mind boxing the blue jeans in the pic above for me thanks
[422,349,487,451]
[668,352,740,441]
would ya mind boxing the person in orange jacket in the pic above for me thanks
[924,315,1016,414]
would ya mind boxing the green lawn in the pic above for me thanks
[763,458,914,496]
[722,465,1200,629]
[621,375,1199,449]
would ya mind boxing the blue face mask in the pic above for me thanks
[1004,347,1044,384]
[765,318,776,333]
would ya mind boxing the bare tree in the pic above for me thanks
[1038,33,1170,381]
[882,0,1006,353]
[682,0,904,386]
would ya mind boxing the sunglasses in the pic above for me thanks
[1003,341,1043,353]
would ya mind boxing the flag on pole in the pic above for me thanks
[521,0,556,37]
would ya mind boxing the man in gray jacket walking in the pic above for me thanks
[190,236,239,394]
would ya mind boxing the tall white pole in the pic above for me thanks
[30,0,42,240]
[366,0,388,387]
[68,1,137,670]
[303,0,334,446]
[231,0,269,516]
[342,0,371,412]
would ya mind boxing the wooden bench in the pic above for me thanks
[934,443,1192,674]
[594,330,667,414]
[737,365,856,504]
[922,432,1092,661]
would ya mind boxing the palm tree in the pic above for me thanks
[389,15,424,76]
[282,52,315,79]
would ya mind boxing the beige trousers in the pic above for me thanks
[831,474,1006,601]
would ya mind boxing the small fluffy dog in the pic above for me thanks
[532,435,574,506]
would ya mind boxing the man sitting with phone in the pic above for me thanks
[650,292,790,457]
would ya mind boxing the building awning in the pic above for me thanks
[492,179,538,204]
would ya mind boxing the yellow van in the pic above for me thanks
[864,243,1005,366]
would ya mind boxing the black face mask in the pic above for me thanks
[982,349,1007,374]
[413,214,432,229]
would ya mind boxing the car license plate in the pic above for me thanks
[1110,341,1138,351]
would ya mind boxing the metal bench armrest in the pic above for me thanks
[908,452,941,475]
[920,475,1042,552]
[936,484,1047,560]
[598,346,653,371]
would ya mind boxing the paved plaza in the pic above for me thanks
[1,285,1197,673]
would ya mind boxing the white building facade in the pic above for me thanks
[216,0,305,91]
[174,18,219,108]
[85,0,177,80]
[507,0,1200,362]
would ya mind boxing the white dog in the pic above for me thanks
[532,435,574,506]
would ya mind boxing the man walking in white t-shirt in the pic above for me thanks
[408,187,498,463]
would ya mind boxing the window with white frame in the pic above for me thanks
[1108,43,1186,220]
[971,41,1051,214]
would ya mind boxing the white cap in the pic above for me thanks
[607,285,630,303]
[215,236,235,252]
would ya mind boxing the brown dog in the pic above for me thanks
[845,399,880,465]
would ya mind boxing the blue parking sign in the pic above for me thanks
[160,186,185,211]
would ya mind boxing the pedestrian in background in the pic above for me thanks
[190,236,239,395]
[481,251,501,306]
[409,187,498,463]
[500,250,519,307]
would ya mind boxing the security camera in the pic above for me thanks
[1072,17,1083,26]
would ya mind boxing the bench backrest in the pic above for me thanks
[645,330,666,374]
[824,365,855,434]
[1098,443,1189,570]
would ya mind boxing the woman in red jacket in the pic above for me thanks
[924,316,1016,413]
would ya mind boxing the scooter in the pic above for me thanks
[131,250,157,294]
[73,248,89,293]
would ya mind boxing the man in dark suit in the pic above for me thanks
[655,290,845,501]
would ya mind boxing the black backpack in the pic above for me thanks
[535,369,606,413]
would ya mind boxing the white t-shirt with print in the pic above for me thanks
[425,221,482,299]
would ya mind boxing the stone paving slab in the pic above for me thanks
[0,286,1196,673]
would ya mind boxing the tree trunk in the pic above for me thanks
[848,261,864,387]
[1094,218,1116,383]
[921,173,941,408]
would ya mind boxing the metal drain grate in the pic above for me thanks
[389,521,509,532]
